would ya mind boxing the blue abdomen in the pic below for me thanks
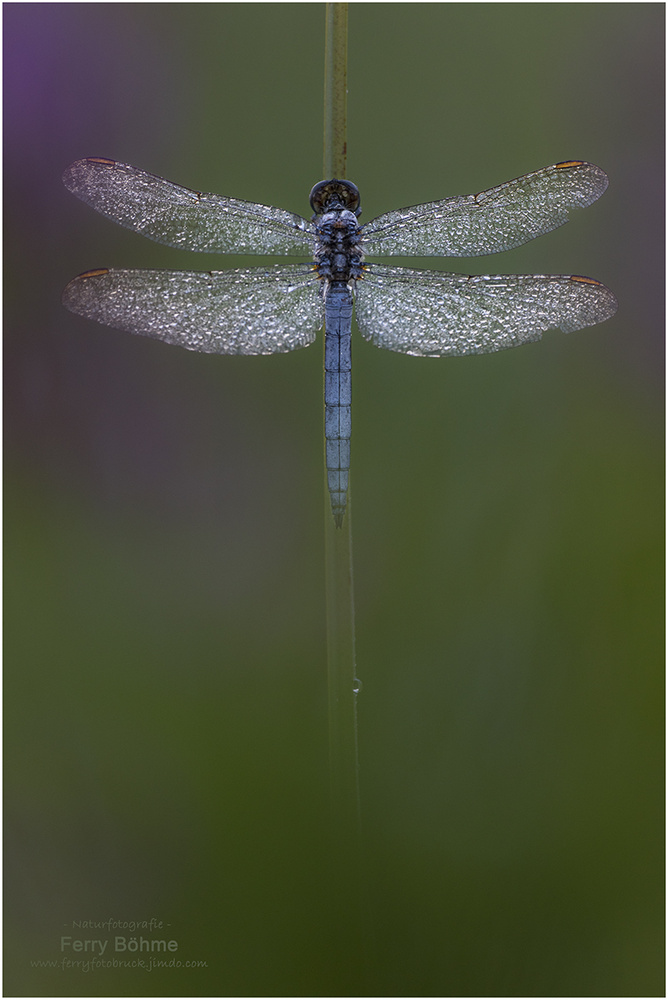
[324,284,353,526]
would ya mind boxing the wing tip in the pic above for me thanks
[62,268,110,309]
[555,159,609,197]
[569,274,619,322]
[62,157,117,190]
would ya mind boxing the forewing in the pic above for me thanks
[355,265,618,356]
[63,264,324,354]
[63,158,315,255]
[361,161,609,258]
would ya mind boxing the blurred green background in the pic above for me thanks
[4,3,663,996]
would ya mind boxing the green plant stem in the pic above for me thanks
[323,2,348,179]
[325,497,359,833]
[322,2,359,838]
[321,11,370,986]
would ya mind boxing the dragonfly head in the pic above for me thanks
[310,179,361,219]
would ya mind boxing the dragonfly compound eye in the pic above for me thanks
[310,179,361,217]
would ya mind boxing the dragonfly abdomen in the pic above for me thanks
[324,283,353,527]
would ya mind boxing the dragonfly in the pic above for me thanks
[62,157,617,526]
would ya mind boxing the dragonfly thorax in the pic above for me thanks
[316,208,361,239]
[314,209,364,285]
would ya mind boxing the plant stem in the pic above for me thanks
[323,2,348,179]
[322,2,359,838]
[325,499,359,833]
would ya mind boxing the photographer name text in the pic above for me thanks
[61,936,178,955]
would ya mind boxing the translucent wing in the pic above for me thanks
[355,265,618,356]
[62,158,316,256]
[361,161,609,258]
[62,264,324,354]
